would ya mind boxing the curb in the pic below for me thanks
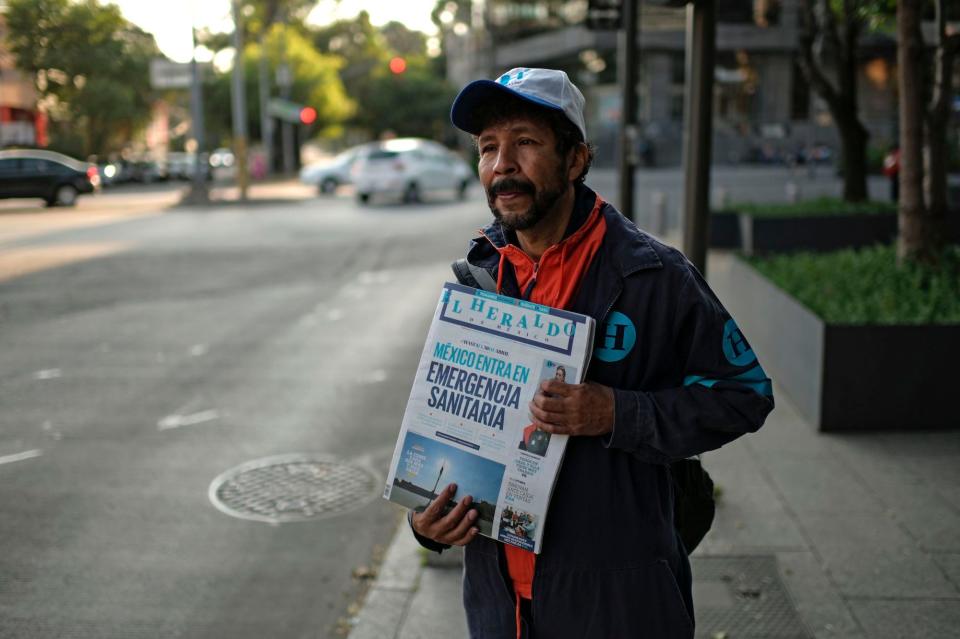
[348,522,425,639]
[349,521,467,639]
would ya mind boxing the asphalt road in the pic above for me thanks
[0,183,490,638]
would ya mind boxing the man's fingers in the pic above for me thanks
[445,506,479,541]
[530,392,566,413]
[529,403,565,428]
[437,495,473,531]
[422,483,457,519]
[448,526,480,547]
[540,379,572,396]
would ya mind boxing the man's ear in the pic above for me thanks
[566,143,588,182]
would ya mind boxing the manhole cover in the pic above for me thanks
[692,555,811,638]
[209,454,380,523]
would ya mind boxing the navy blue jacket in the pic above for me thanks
[412,184,774,638]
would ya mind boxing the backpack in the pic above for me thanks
[450,258,716,554]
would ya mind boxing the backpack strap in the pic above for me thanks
[451,258,497,292]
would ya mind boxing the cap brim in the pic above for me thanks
[450,79,564,135]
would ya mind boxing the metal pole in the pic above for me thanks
[618,0,639,222]
[278,11,295,174]
[681,0,715,274]
[187,27,208,204]
[231,0,249,200]
[258,36,273,177]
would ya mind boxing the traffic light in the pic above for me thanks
[299,106,317,125]
[389,57,407,75]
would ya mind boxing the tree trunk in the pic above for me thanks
[797,0,869,202]
[921,0,958,258]
[839,116,869,202]
[897,0,931,264]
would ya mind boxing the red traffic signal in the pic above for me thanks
[389,57,407,74]
[299,106,317,125]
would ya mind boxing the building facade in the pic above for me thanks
[0,8,45,148]
[442,0,900,167]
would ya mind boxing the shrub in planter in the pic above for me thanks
[719,245,960,431]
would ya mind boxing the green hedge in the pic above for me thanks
[747,245,960,324]
[719,197,896,218]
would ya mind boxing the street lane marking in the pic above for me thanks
[157,409,221,431]
[32,368,63,380]
[0,449,43,466]
[0,242,131,283]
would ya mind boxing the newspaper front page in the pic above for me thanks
[385,282,595,554]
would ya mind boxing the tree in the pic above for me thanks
[896,0,960,264]
[312,12,456,141]
[5,0,159,158]
[796,0,888,202]
[203,24,353,145]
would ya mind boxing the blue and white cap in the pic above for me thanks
[450,67,587,141]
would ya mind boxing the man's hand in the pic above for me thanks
[528,380,615,437]
[410,483,480,546]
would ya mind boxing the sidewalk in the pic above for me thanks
[349,251,960,639]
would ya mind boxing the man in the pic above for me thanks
[409,67,774,638]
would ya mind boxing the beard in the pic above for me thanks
[486,170,568,232]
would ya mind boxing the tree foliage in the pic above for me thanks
[5,0,159,158]
[312,12,456,141]
[204,24,354,144]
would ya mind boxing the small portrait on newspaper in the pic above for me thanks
[518,360,575,457]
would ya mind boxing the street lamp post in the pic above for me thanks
[231,0,249,200]
[187,26,209,204]
[618,0,640,222]
[681,0,715,275]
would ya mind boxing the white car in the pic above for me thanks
[299,144,373,194]
[351,138,473,204]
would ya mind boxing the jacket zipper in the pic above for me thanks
[521,262,539,300]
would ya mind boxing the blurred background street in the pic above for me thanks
[1,182,489,637]
[1,0,959,637]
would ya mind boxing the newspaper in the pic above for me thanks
[384,282,596,554]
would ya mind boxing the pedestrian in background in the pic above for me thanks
[407,67,774,638]
[883,144,901,202]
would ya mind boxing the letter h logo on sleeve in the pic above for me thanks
[594,311,636,363]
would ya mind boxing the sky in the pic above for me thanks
[111,0,440,63]
[399,432,504,505]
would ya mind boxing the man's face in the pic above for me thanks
[477,115,571,232]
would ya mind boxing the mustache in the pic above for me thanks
[488,178,535,198]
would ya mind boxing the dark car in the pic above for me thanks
[0,149,100,206]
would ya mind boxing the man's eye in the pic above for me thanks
[480,145,496,154]
[518,138,533,146]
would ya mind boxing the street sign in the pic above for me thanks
[150,58,211,90]
[150,59,192,89]
[268,98,310,124]
[586,0,622,30]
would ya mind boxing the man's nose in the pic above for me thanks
[493,147,518,175]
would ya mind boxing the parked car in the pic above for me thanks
[351,138,473,204]
[0,149,99,206]
[299,143,374,194]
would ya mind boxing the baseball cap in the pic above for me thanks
[450,67,587,141]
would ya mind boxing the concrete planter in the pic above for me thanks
[718,256,960,431]
[727,210,960,255]
[737,212,899,255]
[709,211,741,249]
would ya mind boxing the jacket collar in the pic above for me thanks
[467,182,663,281]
